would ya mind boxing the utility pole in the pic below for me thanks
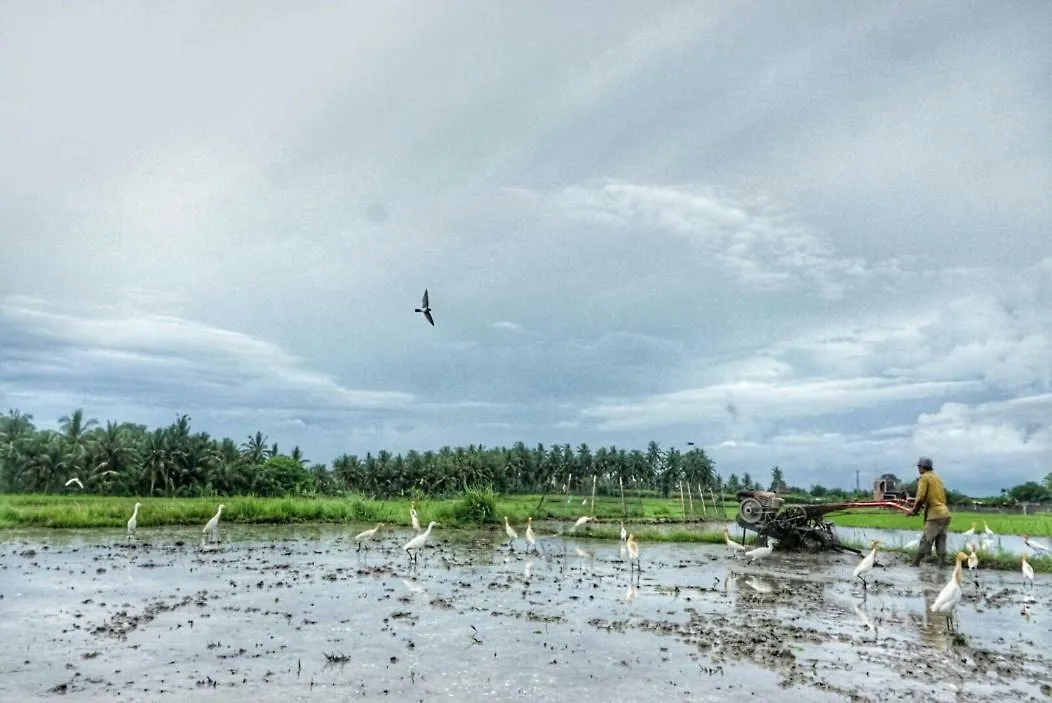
[855,469,860,493]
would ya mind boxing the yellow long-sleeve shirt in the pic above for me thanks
[914,472,951,520]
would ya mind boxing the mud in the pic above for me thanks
[1,524,1049,702]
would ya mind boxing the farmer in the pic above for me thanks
[906,456,952,567]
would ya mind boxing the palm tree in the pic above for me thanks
[241,432,268,466]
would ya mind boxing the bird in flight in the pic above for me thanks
[415,289,434,326]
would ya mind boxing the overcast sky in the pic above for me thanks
[2,1,1050,495]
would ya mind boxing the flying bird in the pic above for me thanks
[1023,534,1049,553]
[64,477,84,489]
[414,289,434,326]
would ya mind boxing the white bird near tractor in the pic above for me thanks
[745,539,776,562]
[619,521,627,542]
[967,543,978,571]
[723,528,747,556]
[853,539,881,592]
[930,552,969,631]
[961,521,977,537]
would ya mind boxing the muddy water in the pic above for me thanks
[1,525,1050,702]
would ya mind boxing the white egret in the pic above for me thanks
[853,539,881,592]
[504,516,518,551]
[127,502,141,539]
[64,477,84,489]
[745,539,776,562]
[723,527,747,555]
[626,533,640,575]
[1023,534,1049,553]
[930,552,969,630]
[983,521,995,537]
[573,515,595,530]
[904,533,922,550]
[525,517,537,554]
[1021,554,1034,586]
[967,543,978,571]
[203,504,225,543]
[619,521,627,542]
[354,523,383,552]
[961,521,977,537]
[404,521,439,563]
[410,501,421,532]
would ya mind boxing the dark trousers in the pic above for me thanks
[912,516,951,565]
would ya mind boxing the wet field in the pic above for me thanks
[1,523,1049,702]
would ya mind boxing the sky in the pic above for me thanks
[1,1,1051,496]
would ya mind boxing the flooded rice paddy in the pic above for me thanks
[1,522,1050,702]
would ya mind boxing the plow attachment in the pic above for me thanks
[735,491,913,554]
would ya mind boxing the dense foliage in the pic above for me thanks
[0,409,720,499]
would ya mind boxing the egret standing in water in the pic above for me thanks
[853,539,881,593]
[930,552,969,631]
[1023,534,1049,553]
[525,517,537,554]
[745,539,776,563]
[127,502,141,540]
[503,516,518,551]
[203,504,225,543]
[410,501,421,532]
[723,528,747,557]
[354,523,383,552]
[404,521,439,564]
[1021,554,1035,587]
[626,533,640,583]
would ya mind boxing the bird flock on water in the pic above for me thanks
[67,464,1045,638]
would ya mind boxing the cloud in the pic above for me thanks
[0,295,416,423]
[491,321,524,332]
[514,181,876,298]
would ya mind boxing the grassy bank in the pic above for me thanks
[821,508,1052,537]
[0,492,738,530]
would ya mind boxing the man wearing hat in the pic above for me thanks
[907,456,952,566]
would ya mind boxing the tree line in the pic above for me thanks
[0,409,720,499]
[5,409,1046,503]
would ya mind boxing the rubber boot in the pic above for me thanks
[911,538,932,567]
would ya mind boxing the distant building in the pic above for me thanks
[873,473,907,501]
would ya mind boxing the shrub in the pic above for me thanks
[451,487,497,524]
